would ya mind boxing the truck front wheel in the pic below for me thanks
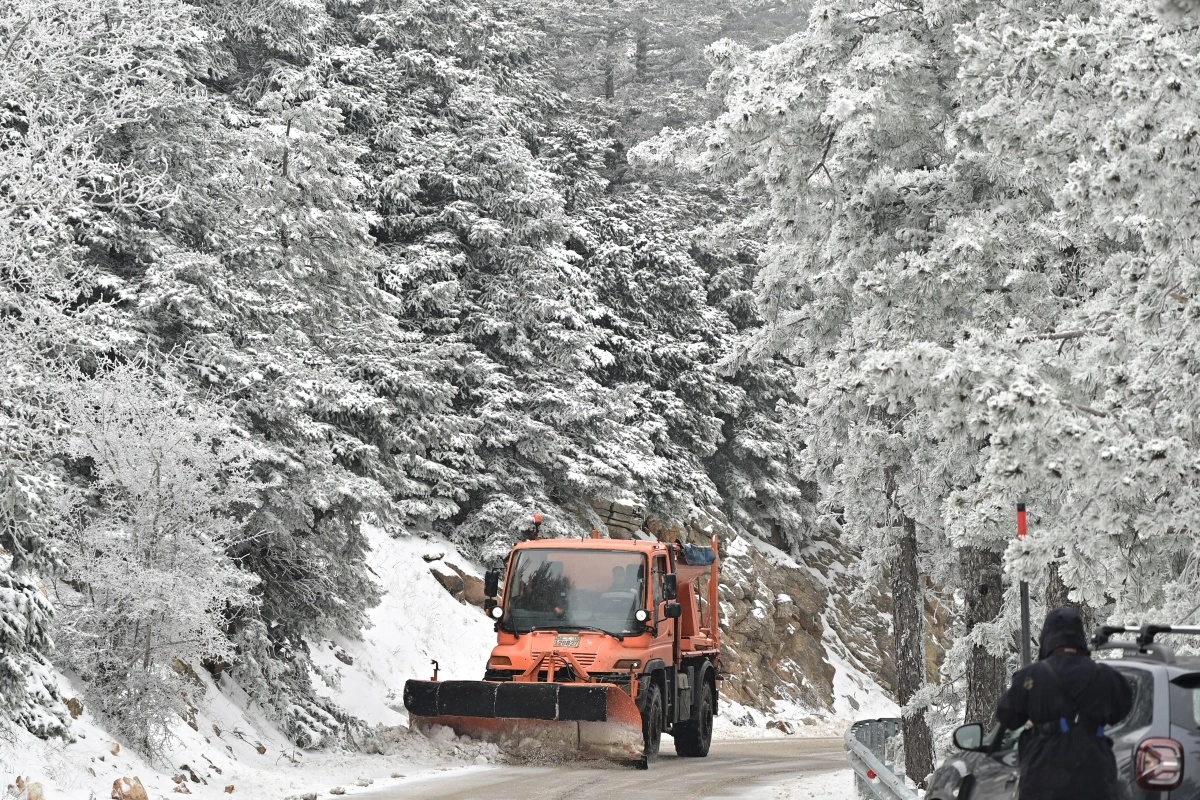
[641,682,663,759]
[673,681,713,757]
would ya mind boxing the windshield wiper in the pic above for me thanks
[542,625,625,642]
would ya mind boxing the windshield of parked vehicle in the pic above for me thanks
[503,548,647,636]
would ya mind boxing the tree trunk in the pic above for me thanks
[603,29,617,99]
[886,467,934,787]
[142,621,153,670]
[634,26,648,83]
[1046,556,1097,642]
[894,514,934,786]
[1045,554,1070,609]
[960,545,1006,725]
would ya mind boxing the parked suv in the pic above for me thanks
[927,624,1200,800]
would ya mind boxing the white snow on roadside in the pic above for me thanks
[0,668,483,800]
[1,529,502,800]
[769,768,856,799]
[308,526,498,727]
[825,646,898,721]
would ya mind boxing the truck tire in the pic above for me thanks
[673,680,713,757]
[642,682,663,759]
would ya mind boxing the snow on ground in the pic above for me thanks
[2,528,892,798]
[744,533,802,569]
[712,699,844,740]
[308,526,498,727]
[769,768,856,799]
[0,653,518,800]
[0,669,489,800]
[824,644,899,721]
[1,529,504,800]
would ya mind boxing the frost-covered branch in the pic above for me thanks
[1016,328,1099,343]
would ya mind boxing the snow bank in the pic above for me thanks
[1,528,500,799]
[308,526,498,726]
[0,667,479,800]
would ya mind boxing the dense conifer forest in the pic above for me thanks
[5,2,1200,783]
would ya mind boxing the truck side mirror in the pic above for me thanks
[484,569,500,598]
[664,602,682,620]
[663,574,677,601]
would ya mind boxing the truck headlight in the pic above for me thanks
[634,609,650,623]
[489,605,504,619]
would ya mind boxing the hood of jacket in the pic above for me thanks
[1038,606,1089,660]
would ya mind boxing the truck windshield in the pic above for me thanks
[504,548,647,637]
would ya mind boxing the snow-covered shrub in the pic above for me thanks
[51,365,258,755]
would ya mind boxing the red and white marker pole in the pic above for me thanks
[1018,502,1032,666]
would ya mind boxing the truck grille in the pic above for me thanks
[532,651,597,669]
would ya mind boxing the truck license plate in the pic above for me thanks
[554,635,581,648]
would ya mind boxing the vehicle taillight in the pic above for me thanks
[1135,737,1184,791]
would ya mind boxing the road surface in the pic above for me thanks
[374,738,845,800]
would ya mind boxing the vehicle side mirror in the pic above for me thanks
[484,569,500,598]
[664,602,682,620]
[953,723,985,752]
[663,574,677,601]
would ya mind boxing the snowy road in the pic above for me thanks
[370,737,846,800]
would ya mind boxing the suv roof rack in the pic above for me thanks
[1091,624,1200,664]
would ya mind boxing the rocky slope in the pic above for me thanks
[651,515,901,728]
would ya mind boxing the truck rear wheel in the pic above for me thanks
[641,682,663,759]
[673,681,713,757]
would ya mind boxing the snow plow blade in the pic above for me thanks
[403,679,646,767]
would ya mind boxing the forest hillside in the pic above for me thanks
[6,0,1200,791]
[1,0,819,758]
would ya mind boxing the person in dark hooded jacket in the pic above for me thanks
[996,606,1133,800]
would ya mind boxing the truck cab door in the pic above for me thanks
[650,555,674,659]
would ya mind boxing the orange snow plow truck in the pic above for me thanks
[403,525,721,768]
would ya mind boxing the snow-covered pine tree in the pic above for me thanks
[537,0,817,546]
[111,0,436,742]
[4,0,400,744]
[695,0,1098,775]
[0,0,216,740]
[536,0,810,141]
[696,0,1200,753]
[326,0,662,559]
[0,353,70,741]
[950,0,1200,624]
[568,193,738,521]
[702,5,967,776]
